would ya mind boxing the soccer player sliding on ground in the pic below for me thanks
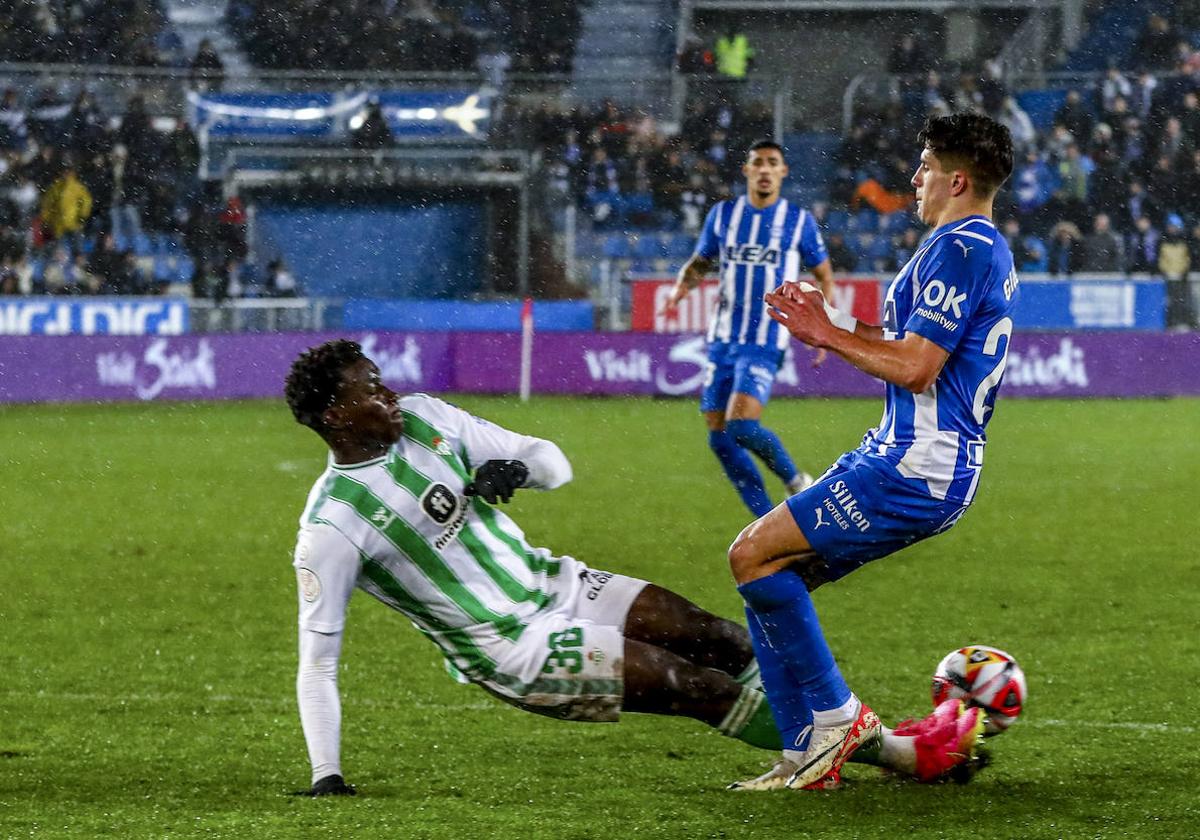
[728,113,1020,791]
[283,340,976,795]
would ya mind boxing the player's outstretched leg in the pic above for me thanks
[624,584,759,684]
[622,638,779,750]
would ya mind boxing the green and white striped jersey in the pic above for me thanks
[293,394,574,684]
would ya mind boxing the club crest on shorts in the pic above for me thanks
[421,483,458,524]
[297,567,321,602]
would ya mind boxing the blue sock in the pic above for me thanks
[726,418,799,485]
[738,571,852,712]
[708,429,773,516]
[745,607,815,752]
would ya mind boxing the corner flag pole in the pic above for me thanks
[519,297,533,403]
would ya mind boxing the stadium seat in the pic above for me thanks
[826,210,850,234]
[668,233,695,258]
[602,234,632,259]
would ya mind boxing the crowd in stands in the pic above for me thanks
[510,95,773,234]
[0,0,182,66]
[226,0,585,75]
[824,10,1200,327]
[0,86,299,300]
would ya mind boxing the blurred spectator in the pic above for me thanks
[351,101,394,149]
[1100,69,1132,115]
[0,255,22,294]
[190,38,225,91]
[42,246,73,294]
[40,164,93,246]
[217,196,248,264]
[1134,14,1176,72]
[1159,214,1195,329]
[1013,149,1057,223]
[1127,215,1161,273]
[1001,218,1043,271]
[998,97,1036,153]
[1054,90,1093,146]
[70,253,102,294]
[267,257,299,297]
[1129,71,1158,120]
[215,257,243,303]
[1079,213,1125,272]
[1056,144,1090,203]
[1047,221,1082,276]
[715,29,754,79]
[1121,179,1160,231]
[677,33,713,74]
[891,228,922,269]
[887,33,922,74]
[978,60,1007,115]
[825,232,858,273]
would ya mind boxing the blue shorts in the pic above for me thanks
[699,342,784,413]
[785,449,970,582]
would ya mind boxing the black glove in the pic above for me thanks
[464,460,529,504]
[295,774,356,797]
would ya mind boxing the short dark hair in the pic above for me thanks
[285,339,365,432]
[917,113,1014,196]
[746,139,785,159]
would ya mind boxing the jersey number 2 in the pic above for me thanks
[972,317,1013,424]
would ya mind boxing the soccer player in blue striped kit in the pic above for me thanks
[727,113,1020,791]
[663,140,835,517]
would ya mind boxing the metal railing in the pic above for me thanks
[188,297,336,333]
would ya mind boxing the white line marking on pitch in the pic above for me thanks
[1030,718,1196,734]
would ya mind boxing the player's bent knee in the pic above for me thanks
[727,525,765,584]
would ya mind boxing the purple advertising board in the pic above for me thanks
[1,330,1199,403]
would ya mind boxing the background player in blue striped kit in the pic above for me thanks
[662,140,835,518]
[726,113,1019,791]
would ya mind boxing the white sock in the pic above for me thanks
[812,694,859,728]
[879,731,917,774]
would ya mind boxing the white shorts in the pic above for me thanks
[479,557,648,722]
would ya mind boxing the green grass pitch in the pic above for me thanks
[1,395,1198,838]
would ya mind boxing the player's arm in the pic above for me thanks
[662,204,722,315]
[664,253,717,313]
[765,285,949,393]
[294,525,359,796]
[409,396,572,502]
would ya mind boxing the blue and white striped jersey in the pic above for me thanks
[860,215,1020,505]
[695,196,829,350]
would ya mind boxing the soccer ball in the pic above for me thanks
[931,645,1027,736]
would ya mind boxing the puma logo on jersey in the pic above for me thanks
[953,238,973,258]
[813,507,830,529]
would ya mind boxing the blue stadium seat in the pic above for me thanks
[668,233,695,258]
[854,208,880,233]
[175,256,195,282]
[132,233,152,256]
[883,212,911,235]
[633,234,669,260]
[826,210,850,234]
[602,234,632,259]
